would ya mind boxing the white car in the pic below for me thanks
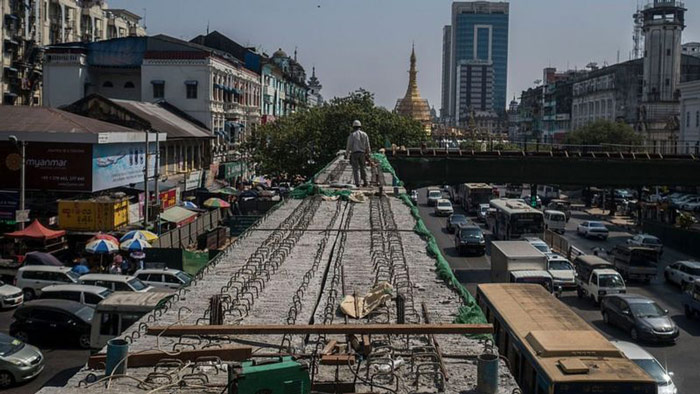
[577,221,609,240]
[15,266,80,301]
[664,261,700,289]
[427,189,442,206]
[39,284,112,306]
[0,280,23,308]
[434,199,454,216]
[545,254,576,291]
[671,194,696,207]
[627,234,663,254]
[79,274,153,293]
[610,341,677,394]
[135,268,193,290]
[524,237,551,254]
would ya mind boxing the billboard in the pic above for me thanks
[0,191,19,221]
[0,143,92,191]
[92,142,157,192]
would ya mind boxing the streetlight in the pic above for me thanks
[8,135,26,230]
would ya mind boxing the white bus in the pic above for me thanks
[459,183,494,213]
[488,198,544,240]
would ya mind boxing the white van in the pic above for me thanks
[15,266,80,300]
[79,274,152,293]
[544,210,567,234]
[39,284,113,306]
[90,292,172,349]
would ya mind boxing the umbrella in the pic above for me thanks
[120,230,158,243]
[203,198,231,208]
[85,239,119,254]
[182,201,198,209]
[120,238,152,252]
[90,232,119,245]
[23,251,63,266]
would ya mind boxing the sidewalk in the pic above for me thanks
[584,208,638,232]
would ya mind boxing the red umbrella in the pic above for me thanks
[90,232,119,245]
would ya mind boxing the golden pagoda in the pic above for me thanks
[395,44,432,133]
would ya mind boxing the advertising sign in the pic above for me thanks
[185,170,202,191]
[0,191,19,220]
[92,142,157,192]
[0,143,92,191]
[159,189,177,210]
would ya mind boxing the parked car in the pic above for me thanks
[454,225,486,256]
[39,284,112,306]
[15,266,80,301]
[0,332,44,389]
[524,237,551,254]
[545,254,577,291]
[680,195,700,210]
[446,214,469,233]
[0,280,23,309]
[610,340,677,394]
[683,279,700,318]
[576,221,609,240]
[79,274,153,293]
[627,234,663,255]
[600,294,678,343]
[434,199,454,216]
[135,268,192,290]
[427,189,442,206]
[410,190,418,205]
[670,194,697,208]
[10,300,95,349]
[664,260,700,289]
[477,203,490,222]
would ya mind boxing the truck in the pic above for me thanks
[458,183,493,213]
[573,255,626,304]
[491,241,553,292]
[611,245,658,283]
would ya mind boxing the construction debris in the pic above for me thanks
[339,281,393,318]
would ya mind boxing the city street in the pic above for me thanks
[415,187,700,394]
[0,309,88,393]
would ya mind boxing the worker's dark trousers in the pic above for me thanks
[350,151,367,187]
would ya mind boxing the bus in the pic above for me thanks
[459,183,494,213]
[476,283,657,394]
[488,199,544,240]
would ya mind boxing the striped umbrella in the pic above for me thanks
[85,239,119,255]
[182,201,198,209]
[90,232,119,245]
[120,230,158,243]
[120,238,152,252]
[203,198,230,208]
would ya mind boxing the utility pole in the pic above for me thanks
[154,130,160,235]
[143,131,149,229]
[8,136,26,230]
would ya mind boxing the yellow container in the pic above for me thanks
[58,198,129,231]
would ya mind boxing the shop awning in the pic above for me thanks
[5,219,66,240]
[160,206,197,225]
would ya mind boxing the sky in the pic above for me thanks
[109,0,700,110]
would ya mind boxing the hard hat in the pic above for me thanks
[352,120,362,127]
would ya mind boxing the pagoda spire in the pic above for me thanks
[395,44,432,134]
[404,42,420,100]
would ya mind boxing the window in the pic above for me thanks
[665,78,670,86]
[84,293,103,305]
[185,81,198,99]
[696,111,699,127]
[124,81,135,88]
[667,49,671,56]
[152,81,165,99]
[688,112,692,127]
[164,274,181,284]
[114,282,131,291]
[102,81,114,88]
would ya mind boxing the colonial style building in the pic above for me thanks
[0,0,145,106]
[394,45,431,133]
[307,67,323,107]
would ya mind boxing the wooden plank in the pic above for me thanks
[422,302,449,381]
[87,345,252,369]
[321,340,338,355]
[320,354,355,365]
[146,323,493,336]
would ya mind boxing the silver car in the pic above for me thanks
[0,332,44,388]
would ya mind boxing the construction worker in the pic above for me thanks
[345,120,371,187]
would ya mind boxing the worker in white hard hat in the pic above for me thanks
[345,120,371,187]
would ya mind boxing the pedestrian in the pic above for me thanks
[109,260,121,274]
[116,254,129,275]
[72,258,90,276]
[345,120,371,188]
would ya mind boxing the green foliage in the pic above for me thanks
[565,120,643,146]
[246,90,427,177]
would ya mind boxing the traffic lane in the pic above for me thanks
[0,308,88,393]
[414,188,490,293]
[561,213,698,392]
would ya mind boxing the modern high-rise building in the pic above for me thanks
[441,1,509,125]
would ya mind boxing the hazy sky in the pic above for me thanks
[110,0,700,109]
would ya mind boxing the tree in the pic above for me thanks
[247,89,428,177]
[565,120,643,146]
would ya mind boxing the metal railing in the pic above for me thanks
[152,209,222,249]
